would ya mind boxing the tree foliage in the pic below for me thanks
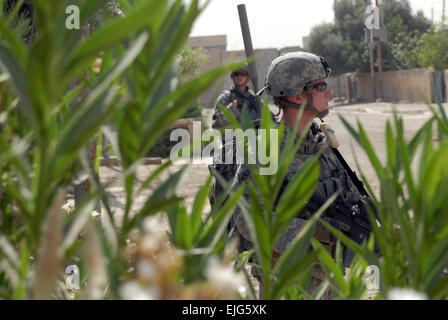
[0,0,248,299]
[178,46,210,82]
[147,47,209,157]
[419,25,448,70]
[308,0,432,75]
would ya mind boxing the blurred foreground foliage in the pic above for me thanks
[0,0,447,301]
[0,0,246,299]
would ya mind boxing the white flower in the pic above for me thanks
[143,216,166,234]
[92,58,102,74]
[137,260,156,280]
[91,210,100,218]
[388,288,428,300]
[61,202,74,215]
[120,281,159,300]
[140,234,161,253]
[205,257,246,299]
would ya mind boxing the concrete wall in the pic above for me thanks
[432,70,447,102]
[279,46,303,55]
[187,35,446,106]
[187,35,306,108]
[446,69,448,102]
[220,50,247,92]
[187,35,227,108]
[218,48,280,99]
[356,68,433,103]
[356,72,375,100]
[187,35,227,48]
[327,75,347,101]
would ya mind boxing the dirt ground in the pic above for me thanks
[99,100,448,299]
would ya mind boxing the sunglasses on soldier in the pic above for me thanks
[304,81,328,92]
[232,71,249,77]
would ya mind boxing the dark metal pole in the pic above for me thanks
[369,42,376,100]
[376,0,383,101]
[237,4,259,92]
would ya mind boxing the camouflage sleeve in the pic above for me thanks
[315,147,362,203]
[230,163,311,256]
[212,92,240,129]
[231,163,334,259]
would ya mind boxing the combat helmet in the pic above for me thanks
[257,52,331,119]
[230,64,250,78]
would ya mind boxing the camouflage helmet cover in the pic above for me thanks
[262,52,330,97]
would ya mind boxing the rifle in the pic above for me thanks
[307,191,375,267]
[331,147,379,221]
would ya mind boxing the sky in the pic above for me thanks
[190,0,446,50]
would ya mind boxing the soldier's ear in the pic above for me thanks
[286,94,304,104]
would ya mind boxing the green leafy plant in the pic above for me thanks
[317,94,448,299]
[0,0,244,299]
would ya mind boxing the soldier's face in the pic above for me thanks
[286,78,333,115]
[232,73,249,86]
[310,78,333,114]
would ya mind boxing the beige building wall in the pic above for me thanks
[187,35,228,108]
[327,75,347,100]
[187,35,446,106]
[302,36,310,51]
[279,46,303,55]
[187,34,285,108]
[220,50,247,91]
[446,69,448,101]
[356,68,433,102]
[221,48,280,92]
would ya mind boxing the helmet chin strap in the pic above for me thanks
[304,82,329,120]
[273,83,329,120]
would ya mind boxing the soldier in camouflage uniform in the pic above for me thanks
[211,65,262,129]
[210,52,373,299]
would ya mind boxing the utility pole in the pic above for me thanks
[375,0,383,101]
[369,42,376,99]
[443,0,446,27]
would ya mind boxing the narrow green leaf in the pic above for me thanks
[141,60,248,154]
[273,155,321,239]
[0,41,34,134]
[191,176,212,239]
[177,206,192,250]
[0,15,26,60]
[271,251,317,299]
[61,0,165,88]
[198,185,244,247]
[320,219,377,266]
[272,192,337,298]
[136,160,173,196]
[312,239,349,295]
